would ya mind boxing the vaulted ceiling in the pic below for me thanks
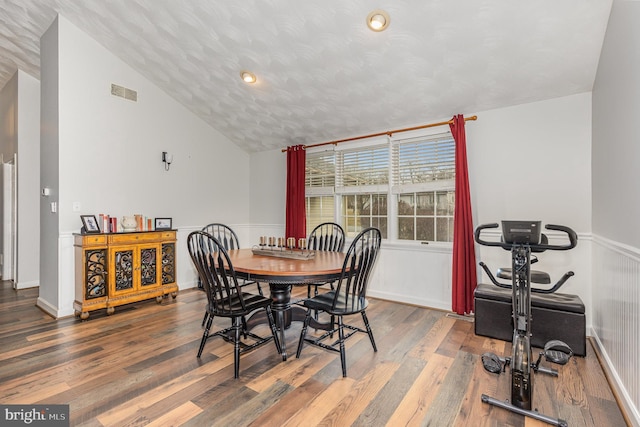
[0,1,612,152]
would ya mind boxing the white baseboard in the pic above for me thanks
[590,332,640,427]
[14,280,38,290]
[36,296,60,318]
[368,289,449,312]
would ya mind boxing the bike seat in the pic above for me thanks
[496,267,551,284]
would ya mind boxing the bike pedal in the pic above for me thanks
[544,340,573,365]
[546,350,570,365]
[481,352,503,374]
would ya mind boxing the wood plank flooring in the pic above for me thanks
[0,281,627,426]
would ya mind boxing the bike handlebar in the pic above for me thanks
[474,223,577,251]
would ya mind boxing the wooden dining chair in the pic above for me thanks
[200,223,263,326]
[306,222,345,298]
[187,231,281,378]
[296,227,382,377]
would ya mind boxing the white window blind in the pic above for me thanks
[391,133,455,194]
[336,145,388,194]
[305,151,335,195]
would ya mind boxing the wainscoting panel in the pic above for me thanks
[367,243,453,311]
[592,235,640,426]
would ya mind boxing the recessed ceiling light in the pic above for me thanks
[366,10,390,32]
[240,71,256,84]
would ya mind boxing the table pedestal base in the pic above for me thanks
[247,283,326,361]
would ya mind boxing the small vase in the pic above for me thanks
[121,216,137,232]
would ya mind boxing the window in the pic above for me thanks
[398,191,454,241]
[336,143,388,237]
[342,193,388,238]
[392,133,455,242]
[305,150,335,235]
[305,196,334,235]
[305,131,455,243]
[306,150,335,189]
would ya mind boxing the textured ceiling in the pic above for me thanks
[0,0,612,152]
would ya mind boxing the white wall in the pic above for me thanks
[249,148,287,242]
[0,68,41,290]
[593,1,640,249]
[40,15,252,316]
[248,93,593,315]
[0,61,40,289]
[592,1,640,424]
[16,70,40,289]
[467,93,592,232]
[39,16,60,314]
[0,71,18,277]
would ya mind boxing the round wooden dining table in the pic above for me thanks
[226,248,346,360]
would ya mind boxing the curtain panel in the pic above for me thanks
[450,115,477,315]
[285,145,307,239]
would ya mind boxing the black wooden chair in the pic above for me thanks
[296,227,381,377]
[200,223,263,326]
[306,222,345,298]
[187,231,281,378]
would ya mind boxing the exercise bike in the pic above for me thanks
[475,221,578,427]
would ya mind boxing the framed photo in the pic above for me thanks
[81,215,101,234]
[154,217,172,230]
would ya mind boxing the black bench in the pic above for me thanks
[474,283,586,356]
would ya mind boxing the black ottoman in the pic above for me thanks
[474,283,586,356]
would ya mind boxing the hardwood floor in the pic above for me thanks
[0,281,627,426]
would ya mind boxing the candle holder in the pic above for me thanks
[259,236,267,248]
[287,237,296,251]
[268,236,276,249]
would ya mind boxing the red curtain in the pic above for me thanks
[285,145,307,239]
[450,115,477,315]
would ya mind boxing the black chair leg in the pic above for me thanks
[266,306,282,354]
[201,311,209,327]
[241,316,248,339]
[232,317,242,379]
[275,308,288,361]
[198,315,213,357]
[296,311,312,358]
[329,314,335,338]
[361,311,377,352]
[338,316,347,377]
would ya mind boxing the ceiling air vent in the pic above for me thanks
[111,83,137,102]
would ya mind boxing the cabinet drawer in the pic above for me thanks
[159,231,176,240]
[108,232,164,244]
[76,234,107,246]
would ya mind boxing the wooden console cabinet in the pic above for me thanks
[74,230,178,319]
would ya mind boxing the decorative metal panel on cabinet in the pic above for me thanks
[74,231,178,319]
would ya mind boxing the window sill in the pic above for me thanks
[343,238,453,254]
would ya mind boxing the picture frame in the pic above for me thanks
[80,215,101,234]
[154,217,172,230]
